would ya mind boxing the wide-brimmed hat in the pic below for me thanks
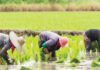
[9,31,25,54]
[59,37,68,48]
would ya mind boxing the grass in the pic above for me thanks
[0,12,100,30]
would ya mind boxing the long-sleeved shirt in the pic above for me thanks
[39,31,60,51]
[0,33,11,61]
[85,29,100,49]
[85,29,100,41]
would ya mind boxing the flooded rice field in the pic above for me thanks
[1,52,100,70]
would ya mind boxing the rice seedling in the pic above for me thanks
[56,59,64,63]
[8,35,41,64]
[97,56,100,62]
[70,57,80,63]
[7,35,86,64]
[0,56,7,65]
[20,66,31,70]
[70,62,77,67]
[91,60,100,67]
[56,35,85,64]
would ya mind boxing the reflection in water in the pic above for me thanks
[86,52,100,60]
[41,63,56,70]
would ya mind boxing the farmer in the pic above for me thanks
[83,29,100,52]
[38,31,68,61]
[0,31,25,64]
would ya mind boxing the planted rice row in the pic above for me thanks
[7,35,85,64]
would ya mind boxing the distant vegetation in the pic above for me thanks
[0,0,100,11]
[0,0,100,5]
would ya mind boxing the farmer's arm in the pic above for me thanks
[42,39,56,56]
[38,40,43,48]
[0,44,10,62]
[42,39,56,51]
[84,40,91,52]
[45,39,56,49]
[38,35,44,48]
[97,37,100,52]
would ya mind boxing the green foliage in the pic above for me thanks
[70,57,80,63]
[97,56,100,62]
[0,0,99,4]
[0,0,50,4]
[7,35,86,64]
[8,35,41,64]
[91,41,98,52]
[56,35,85,61]
[70,63,77,67]
[0,0,23,4]
[91,60,100,67]
[44,54,49,61]
[56,59,64,63]
[20,66,31,70]
[0,56,7,65]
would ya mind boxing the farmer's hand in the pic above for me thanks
[8,58,15,64]
[43,48,49,54]
[49,52,52,57]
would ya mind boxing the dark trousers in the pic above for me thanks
[48,49,56,57]
[51,50,56,57]
[84,40,92,52]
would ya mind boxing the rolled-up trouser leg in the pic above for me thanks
[84,40,91,52]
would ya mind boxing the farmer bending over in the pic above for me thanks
[83,29,100,52]
[0,31,25,64]
[38,31,68,61]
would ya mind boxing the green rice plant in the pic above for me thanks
[70,57,80,63]
[8,35,41,64]
[0,49,7,65]
[56,35,85,64]
[7,35,86,64]
[68,35,85,59]
[0,56,7,65]
[91,41,98,52]
[56,46,69,61]
[70,62,77,67]
[44,54,49,62]
[56,59,64,63]
[20,66,31,70]
[91,60,100,67]
[97,56,100,62]
[31,36,41,61]
[56,35,85,62]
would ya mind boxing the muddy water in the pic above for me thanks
[1,52,100,70]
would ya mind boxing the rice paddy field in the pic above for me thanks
[0,12,100,70]
[0,12,100,30]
